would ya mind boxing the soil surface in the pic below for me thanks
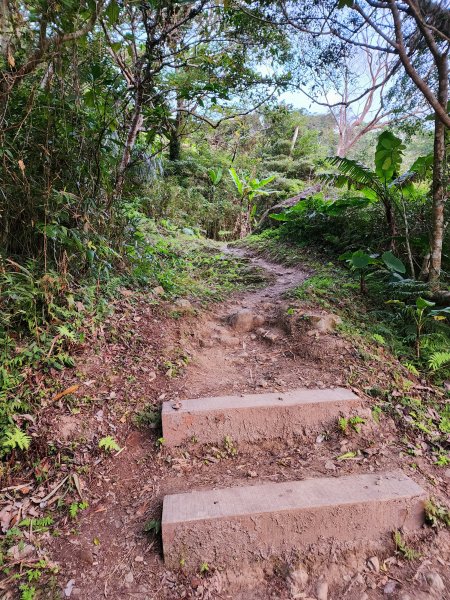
[3,248,450,600]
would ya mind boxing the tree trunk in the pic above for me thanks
[383,197,397,250]
[429,55,449,290]
[169,98,184,161]
[290,125,299,155]
[112,85,144,207]
[168,115,182,161]
[0,0,11,59]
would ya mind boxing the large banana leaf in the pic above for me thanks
[375,131,405,183]
[321,157,383,195]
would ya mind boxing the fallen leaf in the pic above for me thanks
[336,451,357,460]
[18,159,25,173]
[0,505,13,532]
[8,543,35,560]
[72,473,83,499]
[7,50,15,67]
[52,384,79,403]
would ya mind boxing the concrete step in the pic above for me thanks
[162,470,426,570]
[162,387,361,446]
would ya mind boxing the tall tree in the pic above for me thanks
[103,1,289,201]
[275,0,449,288]
[296,38,423,156]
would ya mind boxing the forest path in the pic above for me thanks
[47,247,449,600]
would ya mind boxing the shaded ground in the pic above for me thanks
[2,247,450,600]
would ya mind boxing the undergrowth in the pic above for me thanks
[243,229,450,465]
[0,219,262,465]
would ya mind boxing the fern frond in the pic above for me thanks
[2,427,31,451]
[98,435,120,453]
[429,352,450,372]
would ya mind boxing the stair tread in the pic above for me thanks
[162,470,426,569]
[163,470,424,524]
[162,387,358,414]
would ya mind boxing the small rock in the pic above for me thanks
[367,556,380,573]
[77,548,93,565]
[247,471,258,478]
[124,571,134,584]
[174,298,194,314]
[383,581,397,596]
[214,333,240,347]
[134,555,144,562]
[324,460,336,471]
[64,580,76,598]
[316,580,328,600]
[152,286,165,296]
[424,571,445,592]
[257,379,268,388]
[264,331,279,343]
[288,565,309,595]
[228,309,264,333]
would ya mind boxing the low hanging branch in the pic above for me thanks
[1,0,106,92]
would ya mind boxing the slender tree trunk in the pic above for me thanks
[429,54,449,290]
[290,125,299,155]
[383,197,397,250]
[112,85,144,207]
[0,0,11,58]
[169,97,184,161]
[400,197,415,278]
[168,112,182,161]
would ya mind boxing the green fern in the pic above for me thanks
[56,324,77,341]
[2,427,31,451]
[393,530,421,560]
[403,362,419,376]
[425,499,450,528]
[98,435,120,453]
[20,585,36,600]
[69,501,88,519]
[19,516,53,529]
[428,351,450,372]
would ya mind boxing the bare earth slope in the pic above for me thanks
[22,247,450,600]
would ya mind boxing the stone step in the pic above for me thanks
[162,387,361,446]
[162,470,426,570]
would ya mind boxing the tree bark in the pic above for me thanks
[290,125,299,155]
[168,98,184,161]
[113,85,143,206]
[429,54,449,290]
[384,197,397,250]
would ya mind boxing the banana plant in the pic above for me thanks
[340,249,406,294]
[229,168,277,236]
[388,297,450,358]
[208,167,223,186]
[322,131,429,253]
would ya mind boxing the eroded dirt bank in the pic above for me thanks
[4,247,450,600]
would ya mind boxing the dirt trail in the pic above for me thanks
[46,248,450,600]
